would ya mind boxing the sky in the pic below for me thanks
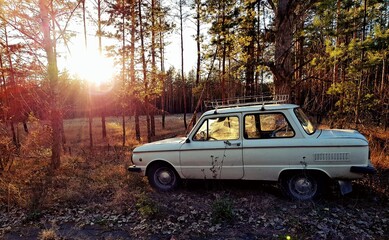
[58,0,198,85]
[164,28,197,73]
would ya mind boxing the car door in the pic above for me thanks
[242,112,296,181]
[179,114,244,180]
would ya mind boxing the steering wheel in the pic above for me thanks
[271,125,288,137]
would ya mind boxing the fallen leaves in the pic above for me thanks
[1,183,388,239]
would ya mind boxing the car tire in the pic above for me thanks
[147,163,179,191]
[281,172,323,201]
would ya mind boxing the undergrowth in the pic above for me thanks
[135,192,160,219]
[211,196,234,223]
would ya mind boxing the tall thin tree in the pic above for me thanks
[138,0,151,142]
[130,0,141,141]
[39,0,62,169]
[150,0,156,137]
[81,0,93,149]
[179,0,187,129]
[121,0,126,146]
[96,0,107,140]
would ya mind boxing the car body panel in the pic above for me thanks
[179,140,243,179]
[129,103,374,190]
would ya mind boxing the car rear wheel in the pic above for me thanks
[147,163,179,191]
[281,172,323,201]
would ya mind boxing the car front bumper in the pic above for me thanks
[128,165,142,173]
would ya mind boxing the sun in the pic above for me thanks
[66,48,115,86]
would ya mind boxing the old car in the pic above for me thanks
[128,96,376,200]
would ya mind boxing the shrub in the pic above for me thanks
[0,135,16,172]
[26,167,52,218]
[0,178,26,209]
[211,197,234,223]
[135,193,160,218]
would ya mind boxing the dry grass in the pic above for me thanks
[361,127,389,168]
[38,228,59,240]
[63,114,188,148]
[0,114,387,217]
[0,114,187,213]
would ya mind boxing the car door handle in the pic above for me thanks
[224,140,241,147]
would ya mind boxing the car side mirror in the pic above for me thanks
[185,138,191,143]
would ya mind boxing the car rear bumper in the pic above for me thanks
[350,166,377,174]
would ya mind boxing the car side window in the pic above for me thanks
[193,116,239,141]
[244,113,294,139]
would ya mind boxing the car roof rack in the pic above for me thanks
[204,94,289,109]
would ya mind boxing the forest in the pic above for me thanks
[0,0,388,239]
[0,0,388,167]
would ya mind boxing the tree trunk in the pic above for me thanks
[381,56,386,99]
[245,2,256,96]
[60,117,66,152]
[294,14,304,105]
[135,109,141,141]
[0,53,8,124]
[39,0,61,169]
[97,0,107,140]
[270,0,296,96]
[179,0,187,129]
[88,106,93,148]
[138,0,151,142]
[195,0,201,86]
[336,0,344,115]
[159,18,166,129]
[10,121,18,147]
[23,121,28,133]
[192,0,201,124]
[129,0,140,141]
[150,0,156,137]
[354,0,367,127]
[81,0,93,149]
[221,3,226,100]
[121,0,126,146]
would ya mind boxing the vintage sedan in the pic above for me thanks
[128,98,376,200]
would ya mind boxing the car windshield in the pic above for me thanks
[294,108,315,134]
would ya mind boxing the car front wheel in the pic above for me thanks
[281,172,323,201]
[147,163,179,191]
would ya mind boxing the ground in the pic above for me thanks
[1,179,388,240]
[0,115,388,240]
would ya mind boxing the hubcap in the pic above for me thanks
[156,169,173,185]
[294,177,313,195]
